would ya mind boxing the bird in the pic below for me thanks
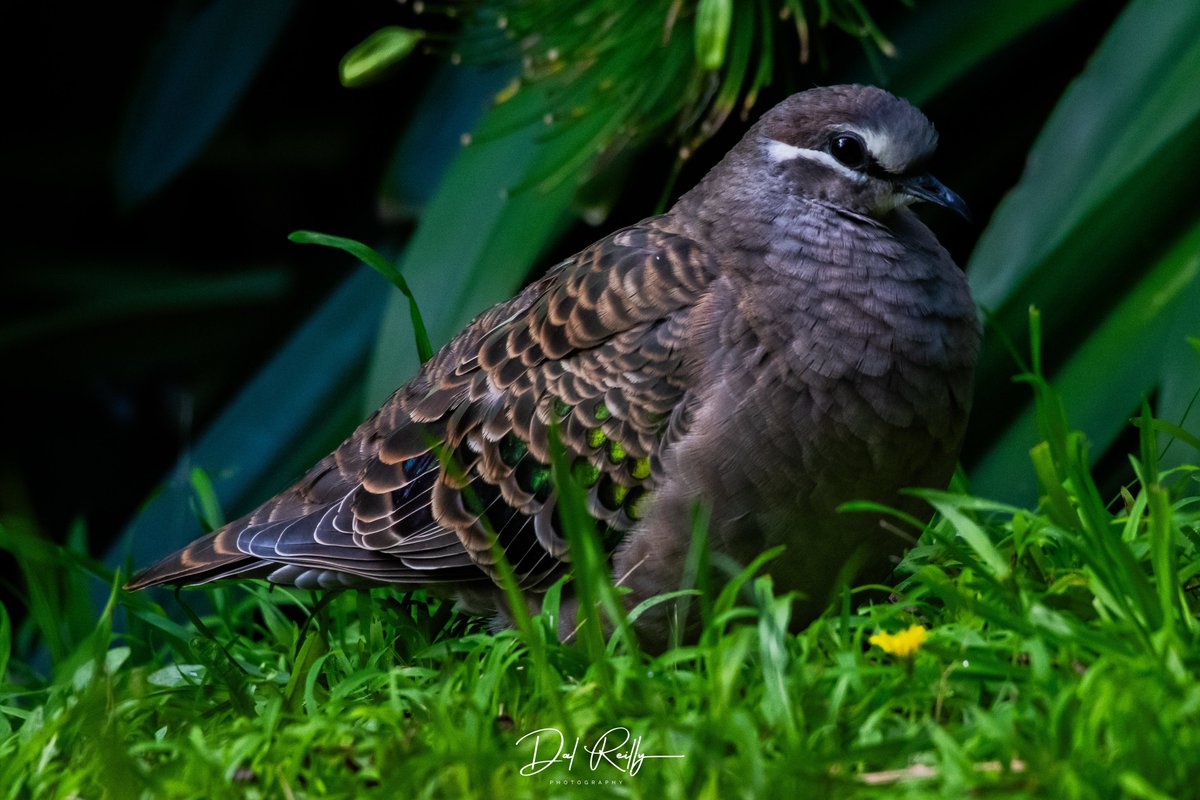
[126,85,981,642]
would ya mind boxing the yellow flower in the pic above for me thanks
[869,624,929,658]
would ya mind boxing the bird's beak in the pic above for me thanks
[899,173,971,221]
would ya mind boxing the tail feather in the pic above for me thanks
[123,526,260,590]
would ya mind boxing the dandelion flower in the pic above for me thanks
[869,624,928,658]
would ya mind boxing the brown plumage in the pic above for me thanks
[127,85,980,640]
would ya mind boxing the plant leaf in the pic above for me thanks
[114,268,387,582]
[290,231,433,363]
[339,26,423,88]
[115,0,297,208]
[695,0,733,70]
[965,0,1200,499]
[365,81,583,409]
[867,0,1083,104]
[972,221,1200,500]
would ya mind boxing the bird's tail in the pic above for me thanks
[123,525,262,590]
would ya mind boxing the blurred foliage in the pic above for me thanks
[115,0,299,209]
[339,26,425,88]
[968,1,1200,498]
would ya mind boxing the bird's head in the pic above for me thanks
[749,84,969,222]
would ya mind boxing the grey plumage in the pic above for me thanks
[127,85,980,640]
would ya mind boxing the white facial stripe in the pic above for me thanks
[765,139,867,183]
[844,126,904,174]
[765,139,807,162]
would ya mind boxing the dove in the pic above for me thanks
[127,85,980,642]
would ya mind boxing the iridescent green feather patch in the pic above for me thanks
[626,487,651,520]
[499,434,528,467]
[516,459,552,500]
[572,458,601,488]
[630,456,651,479]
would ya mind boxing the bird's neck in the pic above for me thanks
[672,175,978,381]
[673,182,906,283]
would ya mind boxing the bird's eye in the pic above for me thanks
[829,134,867,169]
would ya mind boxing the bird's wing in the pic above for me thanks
[126,218,716,591]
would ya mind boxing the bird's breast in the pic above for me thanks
[698,219,979,499]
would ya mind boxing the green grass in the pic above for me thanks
[2,315,1199,799]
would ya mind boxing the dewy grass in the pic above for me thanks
[2,308,1200,798]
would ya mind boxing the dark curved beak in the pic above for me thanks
[900,173,971,222]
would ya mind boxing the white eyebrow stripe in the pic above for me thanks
[843,126,905,173]
[765,139,868,183]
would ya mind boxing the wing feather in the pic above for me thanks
[125,217,716,593]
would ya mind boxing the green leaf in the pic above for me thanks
[0,602,10,689]
[970,1,1200,311]
[547,425,633,668]
[695,0,733,70]
[0,268,289,352]
[188,467,225,533]
[966,0,1200,500]
[365,81,583,408]
[113,268,385,582]
[1133,418,1200,454]
[284,631,329,713]
[914,491,1010,580]
[377,64,513,220]
[339,26,423,88]
[290,231,433,363]
[146,663,206,688]
[972,221,1200,500]
[870,0,1083,104]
